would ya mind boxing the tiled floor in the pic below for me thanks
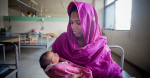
[0,48,50,78]
[0,47,149,78]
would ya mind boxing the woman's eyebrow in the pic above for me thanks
[70,20,80,22]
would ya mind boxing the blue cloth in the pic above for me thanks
[0,64,9,75]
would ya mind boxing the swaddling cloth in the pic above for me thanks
[44,61,68,72]
[44,61,92,78]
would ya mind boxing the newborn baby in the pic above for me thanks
[39,51,93,78]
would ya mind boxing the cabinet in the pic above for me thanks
[0,31,12,37]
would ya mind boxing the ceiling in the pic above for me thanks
[9,0,94,17]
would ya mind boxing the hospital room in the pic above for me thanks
[0,0,149,78]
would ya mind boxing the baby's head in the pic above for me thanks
[39,51,59,69]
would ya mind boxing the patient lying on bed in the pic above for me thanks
[39,51,92,78]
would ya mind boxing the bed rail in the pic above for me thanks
[108,45,124,69]
[13,33,56,51]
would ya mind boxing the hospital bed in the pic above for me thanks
[13,33,56,59]
[109,45,132,78]
[0,43,19,78]
[20,34,55,50]
[14,33,56,49]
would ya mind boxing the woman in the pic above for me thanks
[45,1,122,78]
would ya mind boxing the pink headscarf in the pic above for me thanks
[52,1,122,78]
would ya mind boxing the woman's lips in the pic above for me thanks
[73,31,78,34]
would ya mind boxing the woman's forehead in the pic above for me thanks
[71,11,79,19]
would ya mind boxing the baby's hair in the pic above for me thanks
[69,5,78,16]
[39,51,51,69]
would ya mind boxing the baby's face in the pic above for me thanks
[46,51,59,64]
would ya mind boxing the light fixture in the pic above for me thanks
[17,0,41,13]
[30,0,38,5]
[17,0,30,8]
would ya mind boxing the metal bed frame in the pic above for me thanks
[0,43,19,78]
[19,34,56,50]
[108,45,131,78]
[0,36,25,60]
[13,33,56,59]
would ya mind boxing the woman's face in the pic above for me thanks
[70,11,83,37]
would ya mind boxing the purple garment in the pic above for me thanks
[50,58,92,78]
[52,1,122,78]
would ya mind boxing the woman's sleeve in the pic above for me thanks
[52,32,67,53]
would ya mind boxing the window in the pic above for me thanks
[105,0,115,5]
[104,0,132,30]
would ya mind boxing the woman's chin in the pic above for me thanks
[74,35,82,38]
[73,33,82,37]
[74,34,79,37]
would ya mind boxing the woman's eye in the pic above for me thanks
[77,23,81,25]
[71,22,73,24]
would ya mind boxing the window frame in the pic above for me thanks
[104,0,131,31]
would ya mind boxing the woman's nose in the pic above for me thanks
[71,24,77,29]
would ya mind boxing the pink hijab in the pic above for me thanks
[52,1,122,78]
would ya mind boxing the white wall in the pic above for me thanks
[8,8,22,16]
[94,0,104,29]
[103,0,150,73]
[0,0,8,28]
[3,7,68,36]
[4,21,68,36]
